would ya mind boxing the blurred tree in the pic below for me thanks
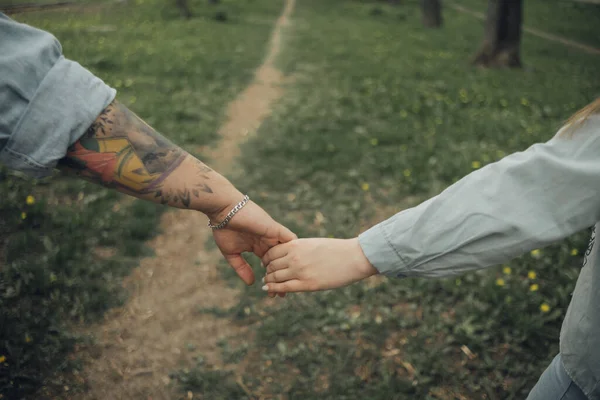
[473,0,523,67]
[176,0,192,18]
[421,0,442,27]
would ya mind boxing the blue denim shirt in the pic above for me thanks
[360,116,600,399]
[0,13,115,177]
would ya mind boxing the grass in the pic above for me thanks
[451,0,600,49]
[0,0,282,398]
[176,0,600,399]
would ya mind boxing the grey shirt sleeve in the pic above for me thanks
[0,12,116,177]
[358,116,600,278]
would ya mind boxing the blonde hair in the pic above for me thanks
[562,98,600,135]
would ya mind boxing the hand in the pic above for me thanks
[260,238,378,293]
[210,200,296,295]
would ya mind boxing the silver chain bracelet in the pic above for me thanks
[207,195,250,230]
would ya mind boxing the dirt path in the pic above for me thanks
[448,2,600,56]
[71,2,294,399]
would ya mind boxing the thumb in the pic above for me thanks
[225,254,255,285]
[276,223,297,243]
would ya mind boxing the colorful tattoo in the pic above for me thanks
[59,101,213,207]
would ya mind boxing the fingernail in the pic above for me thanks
[261,285,269,291]
[261,262,265,268]
[262,277,265,284]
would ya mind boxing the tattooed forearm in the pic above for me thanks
[58,100,221,210]
[59,101,186,193]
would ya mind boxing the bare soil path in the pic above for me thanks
[68,1,294,398]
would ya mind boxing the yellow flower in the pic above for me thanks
[26,195,35,205]
[361,183,370,191]
[502,266,512,275]
[471,161,481,169]
[530,284,539,292]
[21,212,27,220]
[25,334,32,343]
[530,249,541,258]
[540,303,551,313]
[495,278,505,287]
[403,169,411,177]
[0,355,5,363]
[571,249,578,256]
[370,138,379,146]
[528,271,537,280]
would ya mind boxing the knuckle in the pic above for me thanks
[299,265,310,277]
[267,262,278,274]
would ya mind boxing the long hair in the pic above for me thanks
[562,98,600,135]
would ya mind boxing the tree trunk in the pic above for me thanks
[421,0,442,28]
[472,0,523,68]
[176,0,192,19]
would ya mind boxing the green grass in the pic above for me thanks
[0,0,282,398]
[452,0,600,49]
[176,0,600,399]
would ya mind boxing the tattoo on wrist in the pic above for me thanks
[59,100,214,208]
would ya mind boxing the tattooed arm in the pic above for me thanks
[58,100,296,288]
[58,100,240,220]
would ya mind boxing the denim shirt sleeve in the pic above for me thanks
[359,116,600,278]
[0,12,116,177]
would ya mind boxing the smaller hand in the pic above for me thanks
[260,238,378,293]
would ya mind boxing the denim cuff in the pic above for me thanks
[0,56,116,178]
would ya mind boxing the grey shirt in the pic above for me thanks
[359,115,600,399]
[0,13,115,177]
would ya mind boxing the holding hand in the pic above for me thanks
[210,200,297,289]
[260,238,378,293]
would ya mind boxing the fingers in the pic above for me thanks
[264,264,290,298]
[265,259,288,274]
[262,243,290,267]
[262,280,306,293]
[264,268,295,284]
[225,254,255,285]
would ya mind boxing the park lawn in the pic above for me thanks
[0,0,283,398]
[176,0,600,399]
[452,0,600,49]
